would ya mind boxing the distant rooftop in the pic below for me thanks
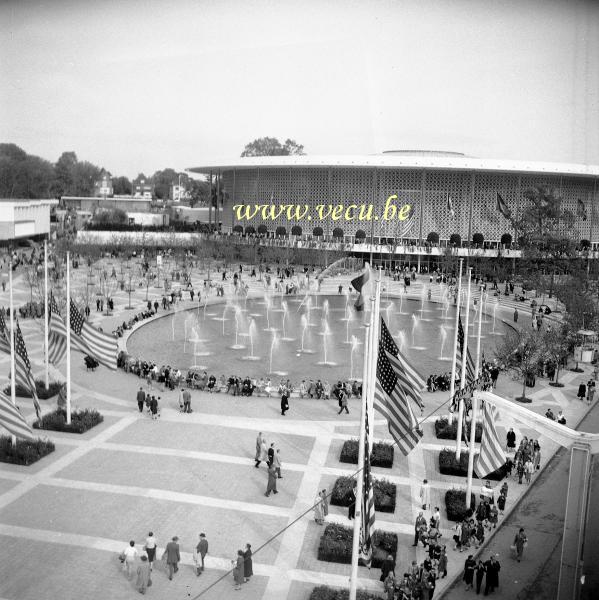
[381,150,470,157]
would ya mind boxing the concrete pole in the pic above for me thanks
[456,267,472,459]
[9,263,16,446]
[448,259,464,421]
[44,239,49,390]
[66,252,71,425]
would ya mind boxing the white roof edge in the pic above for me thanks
[187,155,599,177]
[0,198,59,206]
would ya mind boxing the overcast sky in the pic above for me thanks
[1,0,598,178]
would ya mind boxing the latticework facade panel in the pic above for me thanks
[377,169,421,241]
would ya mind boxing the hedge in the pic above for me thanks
[0,435,55,466]
[439,449,506,481]
[445,489,476,522]
[330,476,396,513]
[435,417,482,442]
[340,440,394,468]
[3,380,63,400]
[317,523,397,569]
[33,408,104,434]
[309,586,384,600]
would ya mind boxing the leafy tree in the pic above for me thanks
[152,168,181,200]
[0,144,54,198]
[112,176,132,195]
[94,208,128,225]
[241,137,305,157]
[543,326,572,387]
[51,151,78,197]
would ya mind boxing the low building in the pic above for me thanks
[133,179,153,199]
[172,206,211,223]
[62,196,153,213]
[127,212,169,227]
[0,199,58,241]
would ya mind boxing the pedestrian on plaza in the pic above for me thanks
[320,489,329,516]
[136,555,151,594]
[273,448,283,478]
[183,388,192,413]
[497,492,506,516]
[413,512,427,546]
[144,532,157,570]
[195,533,208,575]
[337,392,349,414]
[513,308,518,323]
[384,571,396,600]
[533,443,542,470]
[524,459,534,484]
[557,411,567,425]
[243,543,253,582]
[484,555,501,594]
[232,550,244,590]
[420,479,431,510]
[280,389,289,416]
[513,529,528,565]
[267,443,275,466]
[255,433,268,468]
[463,555,476,590]
[577,381,587,401]
[438,546,448,577]
[149,395,159,419]
[587,381,596,405]
[265,462,278,496]
[313,492,325,525]
[432,506,441,529]
[452,521,463,551]
[379,554,395,583]
[348,482,356,520]
[121,540,139,579]
[475,559,486,594]
[163,536,180,581]
[136,387,146,413]
[506,428,516,452]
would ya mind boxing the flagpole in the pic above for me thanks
[44,239,49,391]
[455,267,472,459]
[349,281,375,600]
[368,269,383,449]
[449,259,463,422]
[9,263,16,447]
[66,252,71,425]
[465,283,484,509]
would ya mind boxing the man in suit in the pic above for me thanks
[164,536,180,581]
[195,533,208,575]
[136,387,146,413]
[265,463,278,497]
[267,443,275,467]
[484,555,501,595]
[413,512,427,546]
[183,388,192,413]
[348,483,356,520]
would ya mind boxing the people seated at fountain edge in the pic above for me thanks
[207,374,216,391]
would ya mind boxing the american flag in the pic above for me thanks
[375,317,423,456]
[359,412,375,568]
[14,322,41,420]
[70,298,117,370]
[475,401,506,478]
[457,315,476,382]
[0,390,35,441]
[0,308,10,355]
[48,294,67,365]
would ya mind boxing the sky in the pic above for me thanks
[1,0,598,178]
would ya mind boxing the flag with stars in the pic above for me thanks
[14,321,41,420]
[70,298,117,370]
[0,390,35,441]
[457,315,476,382]
[375,317,423,456]
[0,308,10,355]
[359,412,375,568]
[475,401,506,478]
[48,294,67,365]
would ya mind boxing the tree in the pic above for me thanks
[51,151,78,197]
[449,233,461,247]
[500,233,512,247]
[495,329,546,402]
[472,233,484,247]
[94,208,128,225]
[112,175,132,195]
[241,137,305,157]
[543,326,571,387]
[0,144,54,199]
[313,226,324,237]
[427,232,440,245]
[291,225,302,237]
[332,227,344,238]
[152,168,183,200]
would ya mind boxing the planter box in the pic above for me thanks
[445,489,476,522]
[33,408,104,434]
[309,586,384,600]
[330,476,396,513]
[435,417,482,443]
[438,449,506,481]
[340,440,394,468]
[0,435,55,466]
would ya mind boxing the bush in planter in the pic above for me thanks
[309,586,385,600]
[340,440,394,468]
[434,417,482,442]
[330,476,396,513]
[3,380,64,400]
[317,523,397,569]
[439,448,506,481]
[0,435,55,466]
[33,408,104,434]
[445,489,476,522]
[449,233,462,247]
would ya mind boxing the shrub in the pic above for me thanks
[3,380,64,400]
[355,229,366,240]
[472,233,484,246]
[427,232,440,245]
[332,227,344,238]
[309,585,384,600]
[438,449,506,481]
[500,233,512,247]
[317,523,397,569]
[313,226,324,237]
[449,233,462,247]
[0,435,55,466]
[340,440,394,468]
[330,476,396,513]
[434,417,482,442]
[445,489,476,522]
[275,226,287,237]
[33,408,104,434]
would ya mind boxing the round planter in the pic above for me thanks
[516,396,532,403]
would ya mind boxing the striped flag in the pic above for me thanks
[375,317,423,456]
[496,192,512,219]
[350,264,371,312]
[69,299,117,370]
[0,390,35,441]
[48,294,67,365]
[447,194,455,219]
[474,401,506,478]
[359,412,375,567]
[577,198,588,221]
[0,308,10,355]
[14,322,41,420]
[457,315,476,382]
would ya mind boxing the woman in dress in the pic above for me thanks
[463,555,476,591]
[232,549,244,590]
[313,493,324,525]
[136,555,151,594]
[243,543,253,582]
[144,532,156,570]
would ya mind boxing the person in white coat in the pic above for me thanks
[419,479,431,511]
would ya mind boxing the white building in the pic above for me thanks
[0,199,58,241]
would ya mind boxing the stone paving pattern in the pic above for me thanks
[0,258,595,600]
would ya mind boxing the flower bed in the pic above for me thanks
[309,586,384,600]
[445,489,476,522]
[0,435,55,466]
[438,449,506,481]
[340,440,394,468]
[33,408,104,434]
[3,380,63,400]
[330,476,396,513]
[317,523,397,569]
[434,417,482,442]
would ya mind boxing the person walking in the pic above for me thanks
[337,390,349,414]
[474,559,486,594]
[513,308,518,323]
[232,549,244,590]
[136,555,151,594]
[265,462,278,496]
[121,540,139,579]
[144,532,157,571]
[243,543,253,582]
[347,482,356,520]
[195,533,208,575]
[379,554,395,583]
[255,433,268,468]
[280,388,289,415]
[267,443,275,466]
[313,492,325,525]
[183,388,192,413]
[513,528,528,562]
[484,555,501,595]
[577,381,587,401]
[273,448,283,478]
[149,395,159,419]
[320,489,329,517]
[420,479,431,511]
[524,459,534,484]
[164,536,180,581]
[438,546,448,578]
[506,428,516,452]
[587,381,596,405]
[136,387,146,413]
[463,555,476,591]
[413,512,427,546]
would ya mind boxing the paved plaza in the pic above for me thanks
[0,260,596,600]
